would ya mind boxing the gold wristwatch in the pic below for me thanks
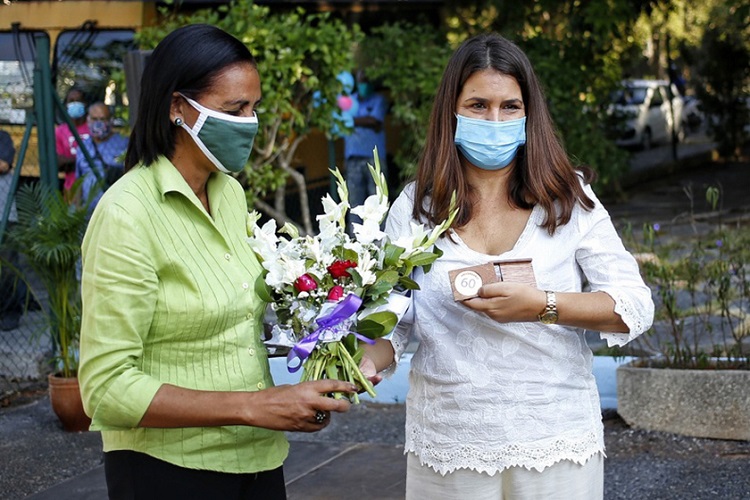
[538,290,558,324]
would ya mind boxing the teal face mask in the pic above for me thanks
[357,82,373,99]
[180,94,258,174]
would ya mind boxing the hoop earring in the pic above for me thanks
[174,117,183,126]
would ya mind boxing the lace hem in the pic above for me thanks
[404,425,605,476]
[601,288,654,347]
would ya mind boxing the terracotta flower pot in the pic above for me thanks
[47,374,91,432]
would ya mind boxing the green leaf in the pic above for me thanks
[378,269,400,285]
[349,268,364,288]
[357,311,398,339]
[383,243,406,267]
[342,332,357,353]
[365,270,400,297]
[406,251,440,267]
[398,276,420,290]
[254,273,274,303]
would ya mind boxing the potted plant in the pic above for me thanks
[617,185,750,440]
[7,181,91,431]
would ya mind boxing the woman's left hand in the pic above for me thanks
[462,282,546,323]
[359,355,383,389]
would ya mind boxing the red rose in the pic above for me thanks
[294,274,318,292]
[327,260,357,279]
[327,285,344,302]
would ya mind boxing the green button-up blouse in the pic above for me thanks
[79,156,288,473]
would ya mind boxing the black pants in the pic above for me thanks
[104,450,286,500]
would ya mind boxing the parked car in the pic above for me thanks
[610,79,685,150]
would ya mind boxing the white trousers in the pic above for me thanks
[405,452,604,500]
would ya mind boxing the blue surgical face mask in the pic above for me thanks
[66,101,86,119]
[179,94,259,174]
[454,114,527,170]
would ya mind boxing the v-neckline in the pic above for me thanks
[449,204,541,258]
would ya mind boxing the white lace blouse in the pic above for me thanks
[385,182,654,476]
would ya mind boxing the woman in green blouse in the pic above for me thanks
[78,24,355,499]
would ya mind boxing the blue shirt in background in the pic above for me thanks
[344,92,388,162]
[75,133,129,212]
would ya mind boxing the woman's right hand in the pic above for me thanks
[245,379,355,432]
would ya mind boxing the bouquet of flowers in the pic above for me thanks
[246,149,456,402]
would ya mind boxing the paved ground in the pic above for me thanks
[3,398,750,500]
[3,131,750,500]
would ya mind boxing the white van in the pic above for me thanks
[611,79,685,149]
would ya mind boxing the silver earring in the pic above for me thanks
[174,117,183,126]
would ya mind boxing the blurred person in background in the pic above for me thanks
[344,68,388,230]
[55,87,90,202]
[0,129,27,331]
[75,102,128,212]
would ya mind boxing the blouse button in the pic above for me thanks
[224,253,231,261]
[248,348,255,356]
[242,282,249,290]
[246,313,253,320]
[256,382,264,389]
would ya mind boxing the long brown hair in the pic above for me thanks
[414,33,595,235]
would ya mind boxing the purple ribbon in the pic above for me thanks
[287,293,373,373]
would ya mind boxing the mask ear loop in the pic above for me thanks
[177,93,258,125]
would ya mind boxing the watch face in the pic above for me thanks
[540,311,558,324]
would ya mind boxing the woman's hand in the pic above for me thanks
[463,284,629,333]
[244,379,356,433]
[136,380,355,432]
[462,282,545,323]
[359,355,383,389]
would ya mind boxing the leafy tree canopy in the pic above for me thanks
[138,0,362,233]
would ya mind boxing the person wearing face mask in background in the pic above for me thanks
[78,24,354,499]
[54,88,90,201]
[361,33,654,499]
[0,128,28,332]
[343,68,388,231]
[74,102,129,213]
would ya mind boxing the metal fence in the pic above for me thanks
[1,131,55,402]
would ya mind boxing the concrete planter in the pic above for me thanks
[617,360,750,440]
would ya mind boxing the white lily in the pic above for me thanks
[318,221,344,254]
[351,194,389,226]
[317,193,348,232]
[392,221,430,259]
[304,236,335,269]
[352,217,387,245]
[264,258,297,290]
[280,222,300,239]
[354,249,378,286]
[247,219,280,263]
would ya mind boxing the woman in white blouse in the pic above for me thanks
[362,33,654,499]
